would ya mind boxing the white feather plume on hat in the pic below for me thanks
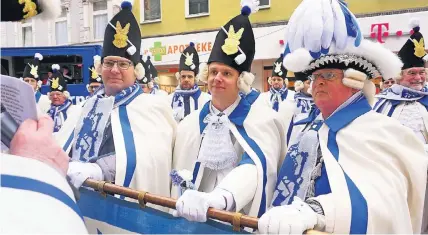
[282,0,402,80]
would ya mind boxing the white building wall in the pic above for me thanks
[0,0,121,47]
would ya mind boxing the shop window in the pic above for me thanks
[141,0,161,23]
[93,0,108,40]
[259,0,270,9]
[186,0,209,18]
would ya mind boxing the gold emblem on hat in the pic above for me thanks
[113,21,130,48]
[222,25,244,55]
[51,78,59,89]
[412,38,426,58]
[89,67,99,79]
[18,0,38,19]
[29,64,38,77]
[184,52,194,66]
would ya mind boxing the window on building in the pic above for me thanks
[55,8,68,45]
[187,0,209,16]
[142,0,161,22]
[22,26,32,46]
[259,0,270,8]
[93,0,108,40]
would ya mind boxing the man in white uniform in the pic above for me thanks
[2,3,86,231]
[57,1,176,203]
[87,55,103,96]
[2,116,87,234]
[172,0,285,222]
[257,54,295,111]
[22,52,51,114]
[47,64,80,132]
[170,42,211,123]
[278,72,316,150]
[259,1,427,234]
[373,18,428,233]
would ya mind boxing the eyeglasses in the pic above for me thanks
[311,71,343,81]
[49,92,64,97]
[404,69,427,77]
[89,85,101,91]
[102,60,133,70]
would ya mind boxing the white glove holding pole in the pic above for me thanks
[258,197,318,234]
[67,161,103,189]
[173,188,232,222]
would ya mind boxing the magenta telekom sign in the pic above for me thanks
[368,22,415,44]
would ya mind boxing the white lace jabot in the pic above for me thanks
[198,96,241,171]
[398,102,428,144]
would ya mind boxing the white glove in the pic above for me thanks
[173,189,229,222]
[67,161,103,189]
[258,197,318,235]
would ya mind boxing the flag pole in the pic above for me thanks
[84,179,326,234]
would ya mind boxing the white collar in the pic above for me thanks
[210,96,241,116]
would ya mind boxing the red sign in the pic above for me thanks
[368,22,412,44]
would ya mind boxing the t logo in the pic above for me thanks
[371,23,389,43]
[150,41,167,61]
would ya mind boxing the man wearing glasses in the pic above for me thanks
[86,55,103,96]
[379,77,396,91]
[258,1,427,234]
[374,19,428,233]
[58,1,176,202]
[47,64,80,133]
[374,20,428,145]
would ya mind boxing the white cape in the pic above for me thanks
[1,153,87,233]
[255,89,295,111]
[168,91,211,120]
[56,93,176,202]
[315,101,427,233]
[152,88,168,96]
[36,93,51,114]
[172,99,284,217]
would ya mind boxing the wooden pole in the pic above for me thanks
[83,179,326,234]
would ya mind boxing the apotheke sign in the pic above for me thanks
[143,41,213,62]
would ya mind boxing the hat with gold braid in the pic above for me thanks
[50,64,67,92]
[398,18,428,70]
[23,53,43,88]
[102,0,141,66]
[88,55,103,84]
[207,0,259,74]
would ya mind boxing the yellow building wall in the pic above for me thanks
[136,0,428,37]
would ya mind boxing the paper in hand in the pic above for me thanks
[0,74,38,124]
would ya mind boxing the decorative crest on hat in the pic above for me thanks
[29,63,38,78]
[113,21,130,48]
[413,38,425,58]
[184,52,194,66]
[221,25,244,55]
[274,62,283,76]
[18,0,38,19]
[51,78,59,89]
[89,67,99,79]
